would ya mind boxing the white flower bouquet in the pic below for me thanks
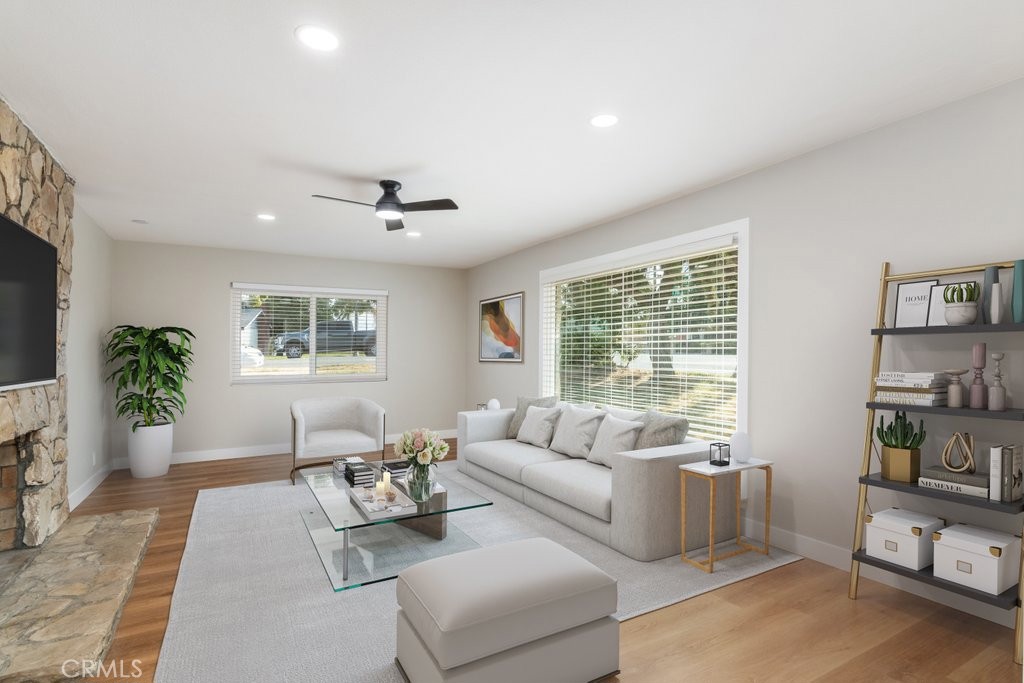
[394,428,449,502]
[394,427,450,466]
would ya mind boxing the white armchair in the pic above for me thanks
[290,397,385,483]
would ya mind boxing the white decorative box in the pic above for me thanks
[932,523,1021,595]
[865,507,945,570]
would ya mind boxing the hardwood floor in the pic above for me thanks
[74,454,1020,682]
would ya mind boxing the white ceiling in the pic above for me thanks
[0,1,1022,268]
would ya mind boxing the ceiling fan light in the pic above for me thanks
[375,208,404,220]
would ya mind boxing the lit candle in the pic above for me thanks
[383,471,391,491]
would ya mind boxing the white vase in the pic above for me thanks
[128,423,173,478]
[990,282,1004,324]
[729,432,752,463]
[944,302,978,326]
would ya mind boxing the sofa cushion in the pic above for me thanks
[516,405,562,449]
[507,396,558,439]
[549,404,606,459]
[298,429,378,460]
[462,440,569,483]
[587,415,643,467]
[603,405,646,422]
[396,538,617,670]
[521,460,613,522]
[636,410,690,449]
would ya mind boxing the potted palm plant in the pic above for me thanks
[105,325,195,478]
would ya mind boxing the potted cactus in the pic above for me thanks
[943,282,980,326]
[876,411,925,482]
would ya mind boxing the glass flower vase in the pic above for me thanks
[405,464,435,503]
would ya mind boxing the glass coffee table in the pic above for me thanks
[300,463,492,591]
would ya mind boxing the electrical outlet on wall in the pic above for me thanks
[91,451,96,467]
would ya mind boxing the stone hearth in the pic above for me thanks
[0,509,158,683]
[0,97,74,551]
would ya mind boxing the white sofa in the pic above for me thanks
[457,409,737,562]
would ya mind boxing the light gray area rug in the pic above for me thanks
[156,463,799,683]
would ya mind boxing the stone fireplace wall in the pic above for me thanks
[0,98,74,549]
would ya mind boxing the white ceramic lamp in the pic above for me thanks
[730,431,752,463]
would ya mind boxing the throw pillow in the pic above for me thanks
[636,410,690,449]
[556,400,597,410]
[587,414,644,468]
[507,396,558,439]
[603,405,646,422]
[516,405,562,449]
[549,404,606,458]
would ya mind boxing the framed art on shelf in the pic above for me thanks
[893,279,937,328]
[479,292,523,362]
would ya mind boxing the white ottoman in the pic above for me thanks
[395,537,619,683]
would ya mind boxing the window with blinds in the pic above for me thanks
[229,282,387,383]
[541,245,738,441]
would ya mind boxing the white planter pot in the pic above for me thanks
[128,423,173,478]
[944,302,978,326]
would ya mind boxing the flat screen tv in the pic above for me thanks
[0,212,57,391]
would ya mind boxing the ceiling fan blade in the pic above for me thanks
[312,194,375,207]
[385,218,405,231]
[401,198,459,212]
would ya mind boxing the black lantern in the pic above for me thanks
[709,442,731,467]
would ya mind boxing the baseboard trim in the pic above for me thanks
[111,429,458,471]
[68,465,112,511]
[744,516,1014,628]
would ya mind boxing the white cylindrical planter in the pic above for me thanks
[128,423,174,478]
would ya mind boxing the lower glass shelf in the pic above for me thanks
[853,550,1019,610]
[301,507,481,591]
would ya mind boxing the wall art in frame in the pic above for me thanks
[480,292,523,362]
[894,279,937,328]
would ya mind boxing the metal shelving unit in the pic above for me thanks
[849,260,1024,666]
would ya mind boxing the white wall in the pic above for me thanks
[110,242,467,461]
[66,208,113,507]
[465,80,1024,623]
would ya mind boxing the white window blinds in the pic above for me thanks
[229,283,388,384]
[541,245,738,441]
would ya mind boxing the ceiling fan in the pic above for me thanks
[313,180,458,232]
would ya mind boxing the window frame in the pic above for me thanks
[538,218,749,436]
[229,282,388,385]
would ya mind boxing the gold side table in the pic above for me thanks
[679,457,773,573]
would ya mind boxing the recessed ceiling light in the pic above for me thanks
[406,231,422,238]
[295,25,339,52]
[131,219,148,225]
[256,213,276,221]
[590,114,619,128]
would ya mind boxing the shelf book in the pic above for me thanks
[873,371,948,406]
[989,445,1024,504]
